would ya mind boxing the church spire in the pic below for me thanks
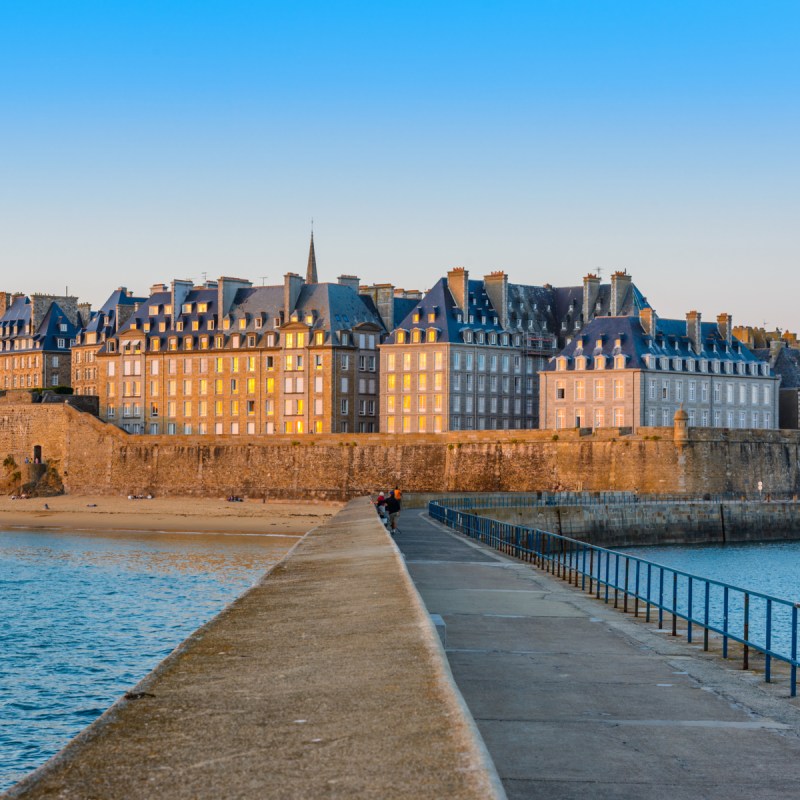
[306,229,318,284]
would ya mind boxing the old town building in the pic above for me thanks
[540,309,779,431]
[96,240,386,435]
[378,268,646,432]
[72,287,145,396]
[0,292,87,391]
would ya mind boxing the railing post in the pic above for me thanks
[765,599,772,683]
[743,593,750,671]
[658,568,664,630]
[792,605,798,698]
[703,582,710,651]
[646,562,652,623]
[687,577,693,644]
[589,548,594,595]
[672,572,678,636]
[723,587,729,659]
[634,560,640,617]
[623,558,629,614]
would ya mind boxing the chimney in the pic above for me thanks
[686,310,702,354]
[359,283,395,332]
[337,275,360,292]
[150,283,167,295]
[582,273,601,323]
[717,312,733,345]
[640,306,657,337]
[77,302,92,327]
[283,273,304,320]
[170,279,193,317]
[447,268,469,315]
[31,294,79,330]
[483,271,509,329]
[610,270,632,316]
[0,292,10,317]
[216,276,253,320]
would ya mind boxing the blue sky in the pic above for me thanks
[1,1,797,329]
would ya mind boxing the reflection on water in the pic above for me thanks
[0,528,293,792]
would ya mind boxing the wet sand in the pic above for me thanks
[0,495,342,535]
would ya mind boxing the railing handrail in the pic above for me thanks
[429,497,800,696]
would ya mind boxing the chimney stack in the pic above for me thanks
[717,312,733,345]
[337,275,360,292]
[610,270,632,316]
[686,310,702,354]
[359,283,395,332]
[640,306,657,337]
[0,292,10,317]
[483,271,509,329]
[582,273,601,323]
[447,268,469,316]
[283,273,304,320]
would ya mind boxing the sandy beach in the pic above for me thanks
[0,495,342,536]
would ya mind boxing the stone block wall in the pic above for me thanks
[2,400,800,499]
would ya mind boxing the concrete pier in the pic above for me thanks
[5,499,503,800]
[396,508,800,799]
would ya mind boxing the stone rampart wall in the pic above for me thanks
[2,401,800,499]
[481,502,800,548]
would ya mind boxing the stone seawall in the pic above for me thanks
[481,502,800,548]
[2,401,800,498]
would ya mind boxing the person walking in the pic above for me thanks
[385,490,401,534]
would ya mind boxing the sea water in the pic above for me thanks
[0,528,293,792]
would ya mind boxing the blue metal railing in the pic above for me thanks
[429,498,800,695]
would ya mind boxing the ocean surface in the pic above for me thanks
[623,538,800,658]
[0,527,294,792]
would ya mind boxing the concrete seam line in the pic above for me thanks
[384,512,509,800]
[0,513,325,800]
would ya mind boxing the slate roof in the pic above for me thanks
[545,314,767,372]
[753,347,800,389]
[81,288,146,338]
[385,275,649,346]
[0,296,81,352]
[110,280,384,351]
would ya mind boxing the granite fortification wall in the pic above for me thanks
[2,401,800,499]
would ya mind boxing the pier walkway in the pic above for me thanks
[396,508,800,800]
[5,499,502,800]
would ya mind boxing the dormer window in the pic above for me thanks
[556,356,568,371]
[247,334,256,347]
[198,303,208,313]
[208,319,215,330]
[396,331,406,344]
[315,331,324,345]
[426,329,437,343]
[176,321,184,332]
[143,323,151,332]
[660,357,668,370]
[477,332,485,344]
[725,361,733,374]
[238,318,247,330]
[412,311,421,323]
[672,358,682,371]
[214,335,224,349]
[614,355,626,369]
[456,313,462,323]
[168,337,178,351]
[596,338,603,349]
[149,305,159,315]
[489,333,497,345]
[699,359,708,372]
[575,355,587,370]
[464,331,473,343]
[411,329,422,343]
[191,320,199,331]
[182,303,192,314]
[164,305,173,315]
[595,355,606,370]
[223,318,231,330]
[150,338,160,352]
[255,318,263,328]
[501,334,509,346]
[184,337,193,350]
[305,314,314,325]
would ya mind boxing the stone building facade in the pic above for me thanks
[95,263,386,435]
[540,309,779,431]
[0,292,87,391]
[378,268,647,433]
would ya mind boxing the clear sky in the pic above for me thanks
[1,1,797,329]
